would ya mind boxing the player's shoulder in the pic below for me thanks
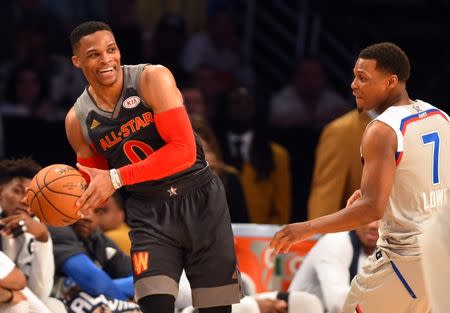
[141,64,173,79]
[65,106,78,126]
[140,64,176,89]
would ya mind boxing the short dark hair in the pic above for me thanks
[358,42,410,82]
[70,21,113,52]
[0,158,41,185]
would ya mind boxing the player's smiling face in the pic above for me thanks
[351,58,392,112]
[72,30,122,87]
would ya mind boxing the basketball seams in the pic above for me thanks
[45,182,84,197]
[27,188,48,224]
[37,188,78,220]
[43,171,85,189]
[33,191,49,225]
[31,166,81,224]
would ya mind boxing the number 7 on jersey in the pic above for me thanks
[421,131,440,185]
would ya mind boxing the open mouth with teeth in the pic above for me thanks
[98,67,115,74]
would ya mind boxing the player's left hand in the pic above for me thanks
[346,189,362,207]
[270,222,312,254]
[76,163,115,217]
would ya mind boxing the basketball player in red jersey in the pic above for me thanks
[65,21,242,313]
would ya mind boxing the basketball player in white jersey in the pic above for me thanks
[270,42,450,313]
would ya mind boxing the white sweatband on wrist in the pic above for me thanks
[110,169,123,189]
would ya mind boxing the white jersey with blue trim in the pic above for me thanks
[369,100,450,256]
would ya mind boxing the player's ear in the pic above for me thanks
[387,75,398,89]
[72,55,81,69]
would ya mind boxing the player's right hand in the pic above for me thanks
[270,221,312,254]
[75,163,115,217]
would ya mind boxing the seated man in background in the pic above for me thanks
[49,208,140,313]
[96,192,131,256]
[0,250,27,312]
[289,220,378,313]
[0,158,64,313]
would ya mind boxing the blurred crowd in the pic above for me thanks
[1,1,444,313]
[0,0,354,223]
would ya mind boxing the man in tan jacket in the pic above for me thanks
[308,109,372,219]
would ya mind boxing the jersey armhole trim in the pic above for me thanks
[73,101,93,145]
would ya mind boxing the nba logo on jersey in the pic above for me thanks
[123,96,141,109]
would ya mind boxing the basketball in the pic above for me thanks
[27,164,87,227]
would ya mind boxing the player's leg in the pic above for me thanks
[127,197,185,313]
[198,306,231,313]
[184,173,243,309]
[343,249,430,313]
[421,211,450,313]
[138,294,175,313]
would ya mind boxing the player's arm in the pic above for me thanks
[63,253,128,300]
[74,66,196,215]
[271,121,396,253]
[0,252,27,291]
[116,65,196,185]
[65,108,109,174]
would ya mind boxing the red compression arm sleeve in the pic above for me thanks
[77,154,109,184]
[118,106,196,185]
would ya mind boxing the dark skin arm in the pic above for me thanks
[0,262,27,304]
[0,210,49,242]
[0,266,26,291]
[65,106,111,217]
[270,121,397,253]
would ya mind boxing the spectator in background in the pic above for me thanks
[181,85,207,119]
[0,251,27,312]
[0,28,85,116]
[308,109,374,219]
[135,0,207,35]
[0,158,63,313]
[108,0,143,64]
[96,192,131,256]
[41,0,108,31]
[0,0,66,55]
[289,221,379,313]
[217,88,291,224]
[191,63,228,126]
[190,116,249,223]
[148,13,189,85]
[0,115,4,158]
[1,63,53,119]
[0,251,64,313]
[269,57,349,129]
[182,6,254,89]
[49,209,139,312]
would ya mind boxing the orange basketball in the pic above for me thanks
[27,164,87,227]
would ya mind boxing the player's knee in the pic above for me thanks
[138,294,175,313]
[198,305,232,313]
